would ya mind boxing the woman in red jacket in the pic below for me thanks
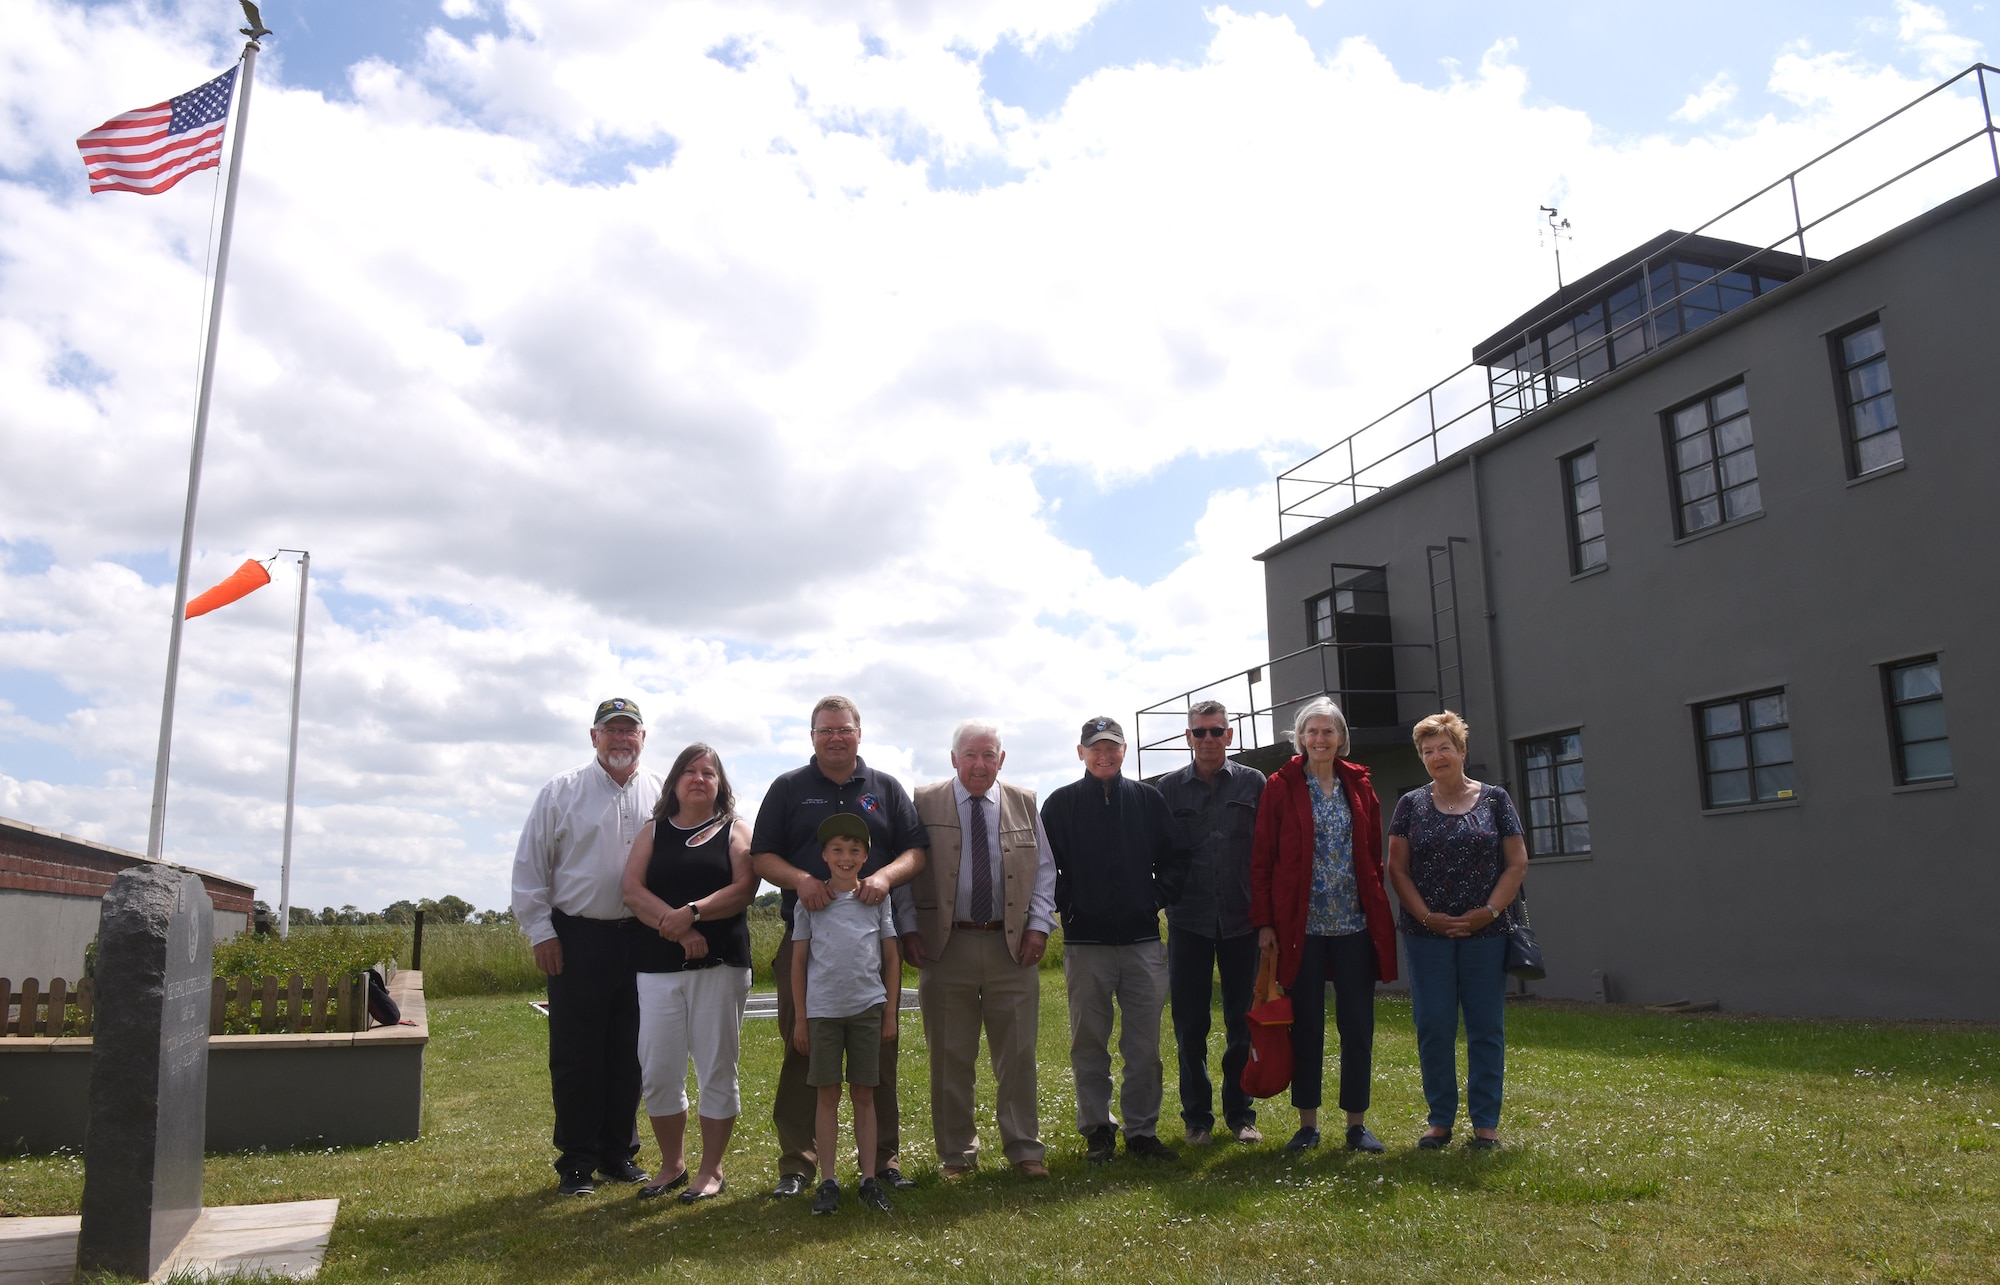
[1251,697,1399,1153]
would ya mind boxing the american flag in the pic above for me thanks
[75,66,238,196]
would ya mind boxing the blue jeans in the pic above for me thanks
[1167,927,1259,1132]
[1403,933,1507,1131]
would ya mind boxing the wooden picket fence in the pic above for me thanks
[1,971,372,1037]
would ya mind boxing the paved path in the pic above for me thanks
[0,1199,338,1285]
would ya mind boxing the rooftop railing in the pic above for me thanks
[1275,63,2000,540]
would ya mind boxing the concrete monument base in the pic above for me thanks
[0,1198,339,1285]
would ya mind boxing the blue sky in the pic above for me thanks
[3,0,1990,912]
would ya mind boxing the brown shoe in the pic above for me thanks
[1013,1159,1050,1179]
[940,1163,974,1181]
[1185,1128,1213,1147]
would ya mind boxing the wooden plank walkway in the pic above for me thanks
[0,1199,339,1284]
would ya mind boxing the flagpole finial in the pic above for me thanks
[239,0,272,43]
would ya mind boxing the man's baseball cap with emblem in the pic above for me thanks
[817,813,872,849]
[594,697,644,726]
[1079,715,1126,747]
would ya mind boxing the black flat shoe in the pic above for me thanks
[1416,1131,1452,1151]
[1283,1127,1320,1152]
[1345,1126,1386,1153]
[678,1177,727,1204]
[637,1170,689,1200]
[1469,1136,1502,1151]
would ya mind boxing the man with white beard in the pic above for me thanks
[513,698,666,1195]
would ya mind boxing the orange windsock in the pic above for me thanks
[185,558,272,619]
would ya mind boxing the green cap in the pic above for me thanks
[817,813,871,848]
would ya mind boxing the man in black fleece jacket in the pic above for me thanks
[1040,716,1189,1163]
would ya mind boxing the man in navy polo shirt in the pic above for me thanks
[752,695,927,1197]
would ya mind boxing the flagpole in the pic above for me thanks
[276,548,308,937]
[145,34,263,859]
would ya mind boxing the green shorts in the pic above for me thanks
[807,1004,885,1087]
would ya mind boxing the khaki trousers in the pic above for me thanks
[918,929,1044,1168]
[771,934,900,1178]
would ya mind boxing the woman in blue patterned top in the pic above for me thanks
[1386,711,1528,1151]
[1251,697,1398,1155]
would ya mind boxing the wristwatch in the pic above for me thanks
[688,902,702,922]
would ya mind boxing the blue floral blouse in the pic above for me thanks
[1389,783,1522,939]
[1305,773,1366,936]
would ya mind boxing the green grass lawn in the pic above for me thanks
[4,984,1997,1283]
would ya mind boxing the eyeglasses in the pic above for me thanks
[812,725,859,739]
[1186,727,1230,739]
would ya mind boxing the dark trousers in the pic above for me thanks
[1167,926,1260,1132]
[772,934,900,1178]
[1287,931,1376,1114]
[547,910,642,1178]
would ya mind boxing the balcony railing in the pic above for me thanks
[1133,640,1439,780]
[1276,63,2000,540]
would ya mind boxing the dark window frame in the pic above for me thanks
[1306,591,1334,645]
[1882,655,1952,785]
[1695,688,1796,809]
[1517,730,1591,857]
[1562,445,1607,574]
[1664,379,1762,538]
[1832,314,1902,478]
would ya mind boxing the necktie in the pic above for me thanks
[968,794,994,923]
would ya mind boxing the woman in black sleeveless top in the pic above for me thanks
[621,743,755,1202]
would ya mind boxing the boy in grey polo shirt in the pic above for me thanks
[790,813,902,1214]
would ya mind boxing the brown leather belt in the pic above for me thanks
[953,920,1005,932]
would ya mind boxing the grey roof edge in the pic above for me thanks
[1256,174,2000,563]
[0,812,257,894]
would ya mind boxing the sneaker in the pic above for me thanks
[598,1158,649,1185]
[878,1166,917,1190]
[1283,1127,1321,1152]
[1084,1125,1118,1163]
[1185,1128,1213,1147]
[858,1176,892,1212]
[770,1173,809,1198]
[1345,1126,1386,1154]
[557,1171,596,1196]
[1229,1122,1263,1144]
[1124,1134,1179,1161]
[811,1178,840,1215]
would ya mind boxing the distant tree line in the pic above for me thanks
[256,896,515,928]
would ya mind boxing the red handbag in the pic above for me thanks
[1242,948,1294,1099]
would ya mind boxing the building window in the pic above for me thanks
[1520,731,1590,856]
[1563,447,1606,572]
[1836,317,1901,476]
[1668,382,1760,536]
[1307,592,1333,644]
[1884,657,1952,784]
[1697,689,1794,808]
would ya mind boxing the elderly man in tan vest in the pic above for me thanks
[907,719,1057,1180]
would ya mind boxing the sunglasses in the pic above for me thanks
[1186,727,1230,739]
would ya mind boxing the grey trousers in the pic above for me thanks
[1063,940,1168,1138]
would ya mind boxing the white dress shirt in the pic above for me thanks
[512,758,665,945]
[952,776,1058,934]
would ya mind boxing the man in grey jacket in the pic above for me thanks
[1155,701,1268,1146]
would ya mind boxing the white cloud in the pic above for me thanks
[1671,71,1736,123]
[0,0,1981,916]
[1897,0,1984,78]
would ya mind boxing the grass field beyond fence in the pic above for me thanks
[4,976,1997,1283]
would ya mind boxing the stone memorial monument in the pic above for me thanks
[74,865,215,1280]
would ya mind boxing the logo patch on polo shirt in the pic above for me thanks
[860,794,880,812]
